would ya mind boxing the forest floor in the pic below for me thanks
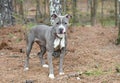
[0,25,120,83]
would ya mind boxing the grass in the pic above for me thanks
[116,64,120,73]
[83,68,114,76]
[83,69,104,76]
[71,11,115,27]
[100,18,115,27]
[72,18,115,27]
[22,22,36,33]
[8,33,14,38]
[25,22,36,29]
[8,33,22,43]
[16,38,22,43]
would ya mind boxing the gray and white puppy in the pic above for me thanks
[24,14,71,79]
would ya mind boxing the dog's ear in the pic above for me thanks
[51,14,58,20]
[65,14,72,19]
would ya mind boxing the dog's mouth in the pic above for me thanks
[59,31,66,34]
[55,33,65,38]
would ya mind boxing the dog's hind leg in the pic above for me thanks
[38,46,48,68]
[24,34,34,71]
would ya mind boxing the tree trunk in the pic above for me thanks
[0,0,3,27]
[116,0,120,45]
[49,0,62,24]
[13,0,17,13]
[91,0,97,26]
[101,0,104,25]
[44,0,47,18]
[101,0,104,18]
[0,0,14,27]
[72,0,77,25]
[87,0,91,11]
[19,0,24,21]
[8,0,14,25]
[115,0,118,26]
[62,0,66,14]
[36,0,42,22]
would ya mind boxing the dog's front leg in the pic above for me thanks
[59,48,65,75]
[47,51,55,79]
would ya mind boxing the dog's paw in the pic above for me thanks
[59,72,65,75]
[49,74,55,79]
[42,64,49,68]
[24,67,29,71]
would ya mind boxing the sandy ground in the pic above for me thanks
[0,25,120,83]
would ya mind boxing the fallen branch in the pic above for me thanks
[56,72,82,80]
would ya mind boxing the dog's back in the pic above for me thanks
[28,25,52,46]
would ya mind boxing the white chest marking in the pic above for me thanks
[54,35,65,49]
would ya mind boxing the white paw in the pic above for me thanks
[49,74,55,79]
[59,72,65,75]
[24,67,29,71]
[42,64,49,68]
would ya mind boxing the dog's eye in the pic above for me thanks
[64,22,67,25]
[56,22,59,25]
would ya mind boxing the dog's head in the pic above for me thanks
[51,14,71,38]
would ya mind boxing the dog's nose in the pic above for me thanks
[59,28,64,33]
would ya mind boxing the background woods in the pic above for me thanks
[1,0,120,44]
[0,0,118,27]
[1,0,120,43]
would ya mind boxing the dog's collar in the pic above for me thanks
[54,33,63,39]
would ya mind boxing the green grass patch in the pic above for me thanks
[83,69,104,76]
[116,64,120,73]
[100,17,115,27]
[16,38,22,43]
[8,33,14,38]
[25,22,36,29]
[22,22,36,32]
[83,69,112,76]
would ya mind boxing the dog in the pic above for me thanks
[24,14,71,79]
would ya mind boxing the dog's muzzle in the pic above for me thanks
[58,24,66,34]
[59,28,64,34]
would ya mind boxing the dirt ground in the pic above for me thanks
[0,25,120,83]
